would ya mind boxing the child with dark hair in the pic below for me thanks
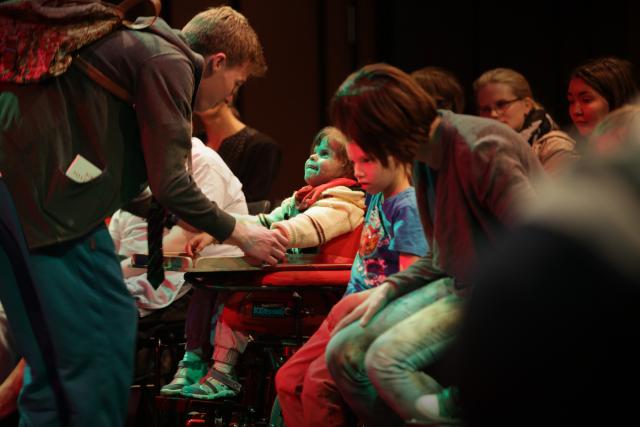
[275,126,427,426]
[325,63,543,426]
[161,127,366,400]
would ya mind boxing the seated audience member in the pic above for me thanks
[324,63,543,427]
[195,100,281,203]
[455,108,640,426]
[275,126,428,427]
[161,127,366,400]
[567,56,638,143]
[411,66,466,113]
[474,67,578,174]
[108,137,247,316]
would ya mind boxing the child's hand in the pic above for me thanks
[331,282,399,335]
[272,226,290,245]
[185,232,215,257]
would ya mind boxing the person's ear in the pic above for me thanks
[211,52,226,71]
[523,96,535,112]
[202,53,227,78]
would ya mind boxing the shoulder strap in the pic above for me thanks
[118,0,162,30]
[73,55,134,105]
[70,0,162,105]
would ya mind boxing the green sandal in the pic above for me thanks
[181,368,241,400]
[159,359,207,396]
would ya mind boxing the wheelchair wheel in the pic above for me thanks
[268,396,284,427]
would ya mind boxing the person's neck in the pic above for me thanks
[382,171,411,199]
[198,107,246,151]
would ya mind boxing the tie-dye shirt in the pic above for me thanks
[345,187,427,295]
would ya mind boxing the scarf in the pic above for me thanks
[294,178,358,211]
[519,108,557,146]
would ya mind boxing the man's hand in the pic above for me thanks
[331,282,399,335]
[225,221,288,265]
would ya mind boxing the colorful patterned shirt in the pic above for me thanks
[345,187,427,295]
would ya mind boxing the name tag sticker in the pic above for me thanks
[65,154,102,183]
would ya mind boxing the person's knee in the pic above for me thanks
[364,335,402,382]
[325,327,367,381]
[300,374,330,402]
[275,360,299,397]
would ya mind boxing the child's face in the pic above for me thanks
[567,77,610,137]
[304,137,347,187]
[346,142,402,197]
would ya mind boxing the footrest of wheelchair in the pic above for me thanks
[155,395,242,412]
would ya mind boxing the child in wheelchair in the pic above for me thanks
[160,126,366,400]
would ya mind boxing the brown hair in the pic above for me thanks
[570,57,638,111]
[312,126,354,179]
[411,66,465,113]
[182,6,267,77]
[330,63,437,167]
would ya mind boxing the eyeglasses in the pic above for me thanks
[478,98,522,116]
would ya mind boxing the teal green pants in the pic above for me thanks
[0,185,136,426]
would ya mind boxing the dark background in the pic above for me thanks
[161,0,640,203]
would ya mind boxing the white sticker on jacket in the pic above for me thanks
[65,154,102,183]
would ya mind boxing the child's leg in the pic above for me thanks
[326,278,454,427]
[365,292,464,422]
[276,292,366,426]
[181,319,249,400]
[275,319,331,427]
[160,288,215,395]
[211,319,249,374]
[185,288,217,355]
[300,355,353,427]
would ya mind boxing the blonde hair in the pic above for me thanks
[312,126,354,179]
[473,67,534,102]
[182,6,267,77]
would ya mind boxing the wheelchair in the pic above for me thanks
[153,227,361,427]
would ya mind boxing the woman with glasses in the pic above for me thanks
[474,67,578,174]
[567,56,638,141]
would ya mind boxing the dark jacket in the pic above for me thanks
[387,111,544,292]
[0,19,236,249]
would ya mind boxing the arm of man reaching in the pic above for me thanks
[189,187,364,254]
[111,52,286,264]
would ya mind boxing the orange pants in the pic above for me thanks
[275,292,367,427]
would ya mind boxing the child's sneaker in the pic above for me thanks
[180,368,241,400]
[412,387,462,425]
[160,352,207,396]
